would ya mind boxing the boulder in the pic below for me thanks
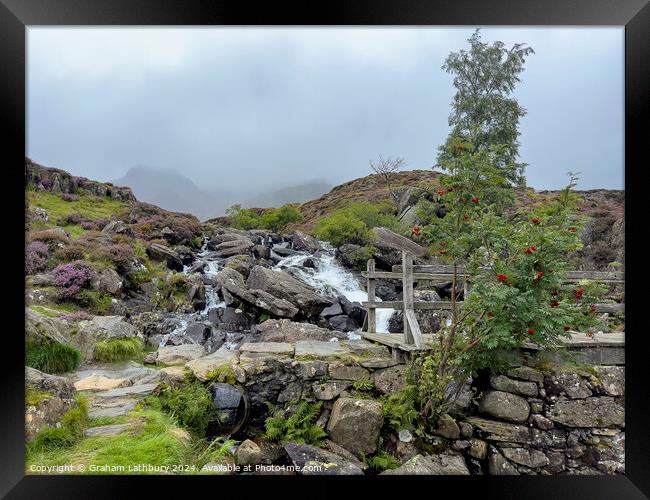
[372,365,407,395]
[208,306,255,331]
[336,244,370,270]
[434,414,461,439]
[338,296,365,325]
[89,267,123,295]
[157,344,206,365]
[146,243,183,271]
[246,266,331,318]
[283,443,364,475]
[252,244,270,260]
[292,231,319,253]
[382,453,470,475]
[547,397,624,428]
[326,398,383,455]
[185,347,239,382]
[313,381,350,401]
[489,374,538,397]
[320,302,343,318]
[252,319,346,342]
[184,321,213,344]
[235,439,282,466]
[25,367,78,440]
[213,267,299,318]
[506,366,544,383]
[212,239,255,258]
[101,220,131,237]
[328,315,358,332]
[479,391,530,423]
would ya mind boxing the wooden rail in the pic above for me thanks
[363,301,624,313]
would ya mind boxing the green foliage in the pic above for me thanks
[380,384,420,432]
[226,204,303,233]
[438,29,535,185]
[27,395,88,455]
[92,337,144,363]
[206,365,237,385]
[352,379,374,391]
[26,339,81,374]
[26,387,54,406]
[361,450,400,472]
[149,382,217,437]
[313,202,399,247]
[260,205,303,233]
[73,289,113,314]
[263,400,327,446]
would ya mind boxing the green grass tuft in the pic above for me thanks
[93,337,144,363]
[26,339,82,374]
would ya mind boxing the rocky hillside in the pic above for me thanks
[23,159,625,476]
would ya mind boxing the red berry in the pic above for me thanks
[527,328,536,335]
[496,274,508,282]
[531,217,540,225]
[471,197,480,203]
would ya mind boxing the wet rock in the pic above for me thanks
[247,266,331,318]
[212,239,255,259]
[338,297,366,325]
[328,315,358,332]
[184,321,213,344]
[547,397,624,428]
[292,231,320,253]
[479,391,530,423]
[320,302,344,318]
[208,306,255,331]
[283,443,364,475]
[489,374,538,397]
[213,267,299,318]
[327,398,383,455]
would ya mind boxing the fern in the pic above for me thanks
[361,451,400,472]
[263,401,326,446]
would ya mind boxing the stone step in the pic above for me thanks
[85,423,132,438]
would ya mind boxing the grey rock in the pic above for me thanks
[507,366,544,383]
[479,391,530,423]
[283,443,364,475]
[468,438,487,460]
[590,366,624,397]
[327,398,384,455]
[544,370,592,399]
[500,447,550,468]
[313,381,350,401]
[382,453,470,475]
[328,314,359,332]
[488,450,519,475]
[466,417,532,444]
[91,268,123,295]
[146,243,183,271]
[208,306,255,331]
[253,319,346,342]
[292,231,320,253]
[157,344,205,365]
[547,397,624,428]
[372,365,406,395]
[320,302,343,318]
[85,423,131,437]
[328,363,370,381]
[531,414,554,430]
[434,414,461,439]
[185,346,238,382]
[294,340,349,359]
[240,342,294,357]
[490,374,538,397]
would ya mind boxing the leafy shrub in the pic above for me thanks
[313,202,398,247]
[225,204,263,230]
[51,260,95,299]
[94,243,134,270]
[263,401,327,446]
[28,228,69,245]
[26,241,50,275]
[53,242,86,262]
[352,379,375,391]
[74,290,113,315]
[361,451,400,471]
[93,337,144,363]
[260,205,303,233]
[26,339,82,374]
[150,382,217,437]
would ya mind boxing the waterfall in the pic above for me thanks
[273,247,394,334]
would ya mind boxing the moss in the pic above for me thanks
[73,290,113,315]
[93,337,144,363]
[206,365,237,385]
[27,395,88,456]
[26,339,82,374]
[28,305,63,318]
[26,387,54,406]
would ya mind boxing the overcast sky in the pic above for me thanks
[27,27,624,193]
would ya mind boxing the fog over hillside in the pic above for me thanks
[113,165,332,220]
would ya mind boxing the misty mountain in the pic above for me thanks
[240,181,333,208]
[113,166,226,220]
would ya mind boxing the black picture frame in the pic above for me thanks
[1,1,648,498]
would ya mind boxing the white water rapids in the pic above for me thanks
[272,247,394,334]
[168,237,395,349]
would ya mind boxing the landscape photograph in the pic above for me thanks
[24,26,625,476]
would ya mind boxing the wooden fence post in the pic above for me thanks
[366,258,376,333]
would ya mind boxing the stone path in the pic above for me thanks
[68,361,164,436]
